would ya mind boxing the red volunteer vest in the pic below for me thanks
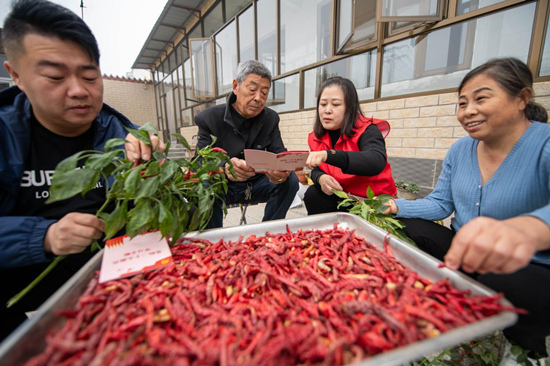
[308,116,397,197]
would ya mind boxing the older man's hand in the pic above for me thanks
[226,158,255,181]
[265,169,290,184]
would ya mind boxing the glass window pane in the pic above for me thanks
[157,60,168,80]
[159,96,167,131]
[257,0,277,76]
[181,108,193,128]
[184,59,197,107]
[348,0,376,47]
[226,0,250,20]
[380,0,439,17]
[239,5,255,62]
[165,88,177,140]
[0,55,9,78]
[457,0,505,15]
[304,50,377,109]
[168,51,178,73]
[190,39,214,98]
[381,3,536,98]
[215,21,238,95]
[540,8,550,77]
[338,0,353,50]
[177,65,186,109]
[155,85,162,119]
[280,0,331,73]
[203,3,224,37]
[189,24,202,39]
[266,74,299,113]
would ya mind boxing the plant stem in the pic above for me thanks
[6,255,66,308]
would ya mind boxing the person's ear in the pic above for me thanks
[232,79,239,93]
[4,61,25,92]
[518,87,533,111]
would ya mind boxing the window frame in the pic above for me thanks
[188,37,216,100]
[376,0,445,22]
[413,19,477,78]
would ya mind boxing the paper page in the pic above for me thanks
[244,149,275,172]
[274,151,309,171]
[245,149,309,172]
[99,231,174,283]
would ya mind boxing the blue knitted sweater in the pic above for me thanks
[395,122,550,265]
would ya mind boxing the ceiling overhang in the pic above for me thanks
[132,0,206,71]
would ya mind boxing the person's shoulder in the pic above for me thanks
[0,87,30,125]
[529,121,550,134]
[447,135,475,156]
[0,86,24,107]
[97,103,136,128]
[195,104,226,124]
[197,103,226,117]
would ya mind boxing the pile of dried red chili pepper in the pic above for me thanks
[26,225,523,366]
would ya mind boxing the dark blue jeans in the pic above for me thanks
[207,172,299,228]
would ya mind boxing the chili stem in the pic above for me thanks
[6,255,66,308]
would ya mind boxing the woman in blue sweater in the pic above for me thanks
[388,58,550,357]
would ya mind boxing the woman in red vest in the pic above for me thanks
[304,76,396,215]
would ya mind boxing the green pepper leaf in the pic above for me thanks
[127,198,154,237]
[136,176,160,199]
[333,189,349,199]
[55,151,87,173]
[138,122,158,134]
[159,160,179,184]
[47,168,100,203]
[124,166,143,198]
[104,139,128,151]
[127,128,151,146]
[157,201,173,237]
[366,186,375,200]
[103,200,128,239]
[171,133,192,150]
[86,151,122,170]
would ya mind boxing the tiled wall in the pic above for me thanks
[180,81,550,194]
[103,78,156,127]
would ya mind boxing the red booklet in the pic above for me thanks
[244,149,309,172]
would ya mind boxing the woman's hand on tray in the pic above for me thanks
[445,216,550,274]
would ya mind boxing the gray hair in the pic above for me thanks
[235,60,272,83]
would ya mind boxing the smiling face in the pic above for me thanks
[232,73,271,119]
[457,74,529,143]
[318,85,346,131]
[4,33,103,137]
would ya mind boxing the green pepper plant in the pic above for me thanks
[334,186,415,245]
[7,123,233,307]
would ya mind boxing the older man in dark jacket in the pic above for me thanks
[195,60,299,228]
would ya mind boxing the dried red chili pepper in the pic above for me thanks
[26,225,524,366]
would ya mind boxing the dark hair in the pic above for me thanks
[313,77,364,139]
[2,0,100,65]
[458,57,547,123]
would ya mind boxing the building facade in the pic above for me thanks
[102,76,156,127]
[134,0,550,193]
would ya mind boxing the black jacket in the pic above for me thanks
[194,92,287,162]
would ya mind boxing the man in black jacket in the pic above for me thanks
[195,60,299,228]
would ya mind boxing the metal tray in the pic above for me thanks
[0,213,517,365]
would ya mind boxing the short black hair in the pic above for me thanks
[2,0,100,65]
[313,76,364,139]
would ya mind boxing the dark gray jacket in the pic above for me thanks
[194,92,287,162]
